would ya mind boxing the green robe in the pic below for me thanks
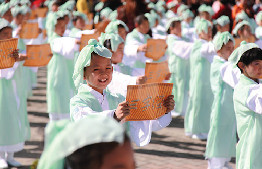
[185,39,214,135]
[167,34,190,115]
[205,55,236,158]
[233,74,262,169]
[47,33,72,117]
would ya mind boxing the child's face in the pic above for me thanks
[64,15,70,25]
[100,141,135,169]
[111,43,124,64]
[84,54,113,94]
[240,60,262,81]
[200,11,211,21]
[170,21,182,37]
[239,25,252,39]
[52,4,59,12]
[15,14,24,25]
[137,20,150,34]
[75,17,86,30]
[199,27,212,41]
[218,41,234,61]
[118,27,127,41]
[0,27,12,40]
[55,19,66,36]
[3,9,13,23]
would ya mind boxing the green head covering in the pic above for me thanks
[156,0,166,7]
[99,32,124,52]
[177,4,189,16]
[0,3,10,17]
[105,19,129,34]
[0,18,11,30]
[182,9,194,20]
[9,0,19,7]
[49,10,65,34]
[145,13,155,28]
[44,0,51,7]
[198,4,214,16]
[195,18,212,34]
[37,115,125,169]
[214,15,230,27]
[235,10,249,22]
[59,9,70,17]
[213,31,235,51]
[109,10,117,20]
[21,5,31,15]
[95,2,104,11]
[232,20,251,35]
[167,2,176,9]
[20,0,31,6]
[100,7,112,19]
[148,2,156,10]
[11,6,23,17]
[165,17,182,31]
[256,11,262,24]
[59,0,75,11]
[165,10,176,19]
[73,39,112,89]
[72,11,88,24]
[228,41,259,66]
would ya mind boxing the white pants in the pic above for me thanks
[207,157,232,169]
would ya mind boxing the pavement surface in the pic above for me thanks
[10,67,236,169]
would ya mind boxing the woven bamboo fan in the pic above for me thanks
[0,38,18,69]
[145,39,167,61]
[145,61,170,84]
[20,22,39,39]
[125,83,173,121]
[23,44,52,67]
[79,32,100,51]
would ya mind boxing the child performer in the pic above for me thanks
[0,18,27,168]
[233,44,262,169]
[185,19,216,140]
[255,11,262,40]
[69,11,88,38]
[214,15,230,36]
[181,9,195,42]
[166,17,193,117]
[105,19,129,41]
[38,115,135,169]
[205,32,236,169]
[70,39,175,146]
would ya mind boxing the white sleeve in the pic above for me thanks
[246,84,262,114]
[200,41,216,63]
[72,106,115,121]
[51,37,78,59]
[129,112,172,147]
[124,44,139,60]
[172,41,193,60]
[220,62,241,88]
[0,68,15,79]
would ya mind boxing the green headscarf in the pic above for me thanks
[105,19,129,34]
[100,7,112,19]
[214,15,230,27]
[167,2,176,9]
[165,16,182,31]
[213,31,235,51]
[94,2,104,11]
[20,0,31,6]
[11,6,23,17]
[228,41,259,66]
[9,0,19,7]
[109,10,117,20]
[72,11,88,24]
[59,0,75,11]
[73,39,112,89]
[99,32,124,52]
[37,115,125,169]
[195,18,212,34]
[235,10,249,22]
[0,18,11,30]
[182,9,194,20]
[198,4,214,16]
[21,5,31,15]
[177,4,189,16]
[232,20,251,35]
[148,2,156,10]
[0,2,9,17]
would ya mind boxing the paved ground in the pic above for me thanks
[10,67,236,169]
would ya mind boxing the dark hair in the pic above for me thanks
[167,20,181,34]
[65,134,130,169]
[237,47,262,71]
[117,24,125,30]
[103,39,112,50]
[134,14,148,26]
[72,16,82,22]
[0,26,12,33]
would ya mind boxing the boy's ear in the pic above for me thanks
[135,22,139,28]
[237,62,245,70]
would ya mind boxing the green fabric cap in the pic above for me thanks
[182,9,194,20]
[195,18,212,34]
[198,4,214,16]
[167,2,176,9]
[99,32,124,52]
[59,9,70,17]
[44,0,51,7]
[165,10,175,19]
[59,0,75,11]
[232,20,251,35]
[95,2,104,11]
[177,4,189,15]
[214,15,230,27]
[20,0,31,6]
[256,11,262,24]
[11,6,23,17]
[100,7,112,19]
[105,19,129,33]
[228,41,259,66]
[73,39,112,89]
[0,18,11,30]
[0,3,9,17]
[156,0,166,7]
[235,10,249,22]
[37,115,125,169]
[73,11,88,24]
[165,16,182,31]
[212,31,235,51]
[148,2,156,10]
[9,0,19,7]
[109,10,117,20]
[21,5,31,15]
